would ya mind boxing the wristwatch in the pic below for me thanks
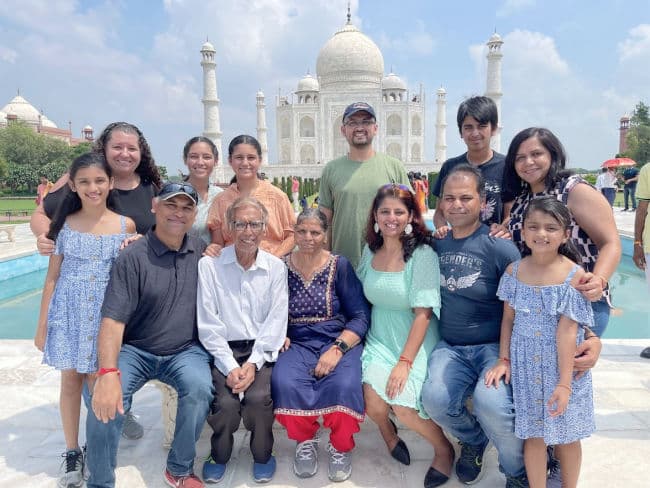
[333,339,350,354]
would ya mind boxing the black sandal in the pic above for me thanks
[388,418,411,465]
[424,466,450,488]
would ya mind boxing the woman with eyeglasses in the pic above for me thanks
[182,136,222,244]
[207,134,295,256]
[357,184,454,488]
[271,208,370,482]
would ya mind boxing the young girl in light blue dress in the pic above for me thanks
[485,196,595,488]
[34,152,135,488]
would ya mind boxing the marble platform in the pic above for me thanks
[0,339,648,487]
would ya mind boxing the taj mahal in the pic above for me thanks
[203,12,504,183]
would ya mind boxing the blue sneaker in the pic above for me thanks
[202,455,226,484]
[455,439,489,484]
[253,455,276,483]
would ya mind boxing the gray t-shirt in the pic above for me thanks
[101,229,207,356]
[436,225,520,345]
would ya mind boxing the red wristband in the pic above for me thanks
[500,357,510,363]
[97,367,121,377]
[399,355,413,368]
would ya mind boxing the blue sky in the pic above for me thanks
[1,0,649,176]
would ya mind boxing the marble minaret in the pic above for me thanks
[201,40,223,163]
[435,87,447,165]
[485,32,503,152]
[256,90,269,165]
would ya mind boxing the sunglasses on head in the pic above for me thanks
[380,183,411,192]
[158,182,199,202]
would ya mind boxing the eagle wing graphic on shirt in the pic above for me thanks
[440,271,481,292]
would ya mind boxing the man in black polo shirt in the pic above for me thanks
[86,183,214,488]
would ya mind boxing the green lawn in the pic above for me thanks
[0,198,37,211]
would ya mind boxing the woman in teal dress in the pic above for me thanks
[358,184,454,488]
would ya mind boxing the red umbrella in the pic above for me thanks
[601,157,636,168]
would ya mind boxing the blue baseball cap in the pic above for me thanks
[343,102,376,122]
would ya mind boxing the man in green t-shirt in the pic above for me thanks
[633,163,650,359]
[319,102,411,268]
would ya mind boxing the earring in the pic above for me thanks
[404,223,413,235]
[373,222,380,234]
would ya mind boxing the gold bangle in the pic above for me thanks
[556,384,572,393]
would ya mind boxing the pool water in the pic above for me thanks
[1,252,649,339]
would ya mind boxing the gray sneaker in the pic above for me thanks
[293,438,319,478]
[122,411,144,440]
[58,448,84,488]
[326,442,352,482]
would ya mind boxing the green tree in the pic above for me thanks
[69,141,93,159]
[625,101,650,165]
[157,165,169,180]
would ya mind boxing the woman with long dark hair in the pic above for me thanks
[502,127,621,337]
[358,184,454,488]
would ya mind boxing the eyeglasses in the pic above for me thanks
[232,220,265,231]
[157,182,199,203]
[344,119,375,128]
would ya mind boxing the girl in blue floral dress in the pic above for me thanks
[486,197,595,488]
[34,153,135,488]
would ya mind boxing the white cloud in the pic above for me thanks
[497,0,536,17]
[0,45,17,63]
[618,24,650,63]
[377,21,436,57]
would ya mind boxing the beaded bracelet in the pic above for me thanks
[556,383,572,393]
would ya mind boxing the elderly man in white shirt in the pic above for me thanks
[197,196,288,484]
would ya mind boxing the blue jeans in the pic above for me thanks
[601,188,616,207]
[591,297,610,338]
[623,184,637,210]
[421,341,525,478]
[85,344,214,488]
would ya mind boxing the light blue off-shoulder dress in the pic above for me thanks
[43,217,130,373]
[497,260,595,445]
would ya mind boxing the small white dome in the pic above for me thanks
[316,22,384,89]
[83,125,93,131]
[40,115,57,128]
[256,89,265,98]
[201,40,215,52]
[382,72,406,91]
[1,95,42,125]
[296,73,319,92]
[437,87,447,94]
[488,32,502,43]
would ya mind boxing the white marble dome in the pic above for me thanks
[297,73,319,92]
[382,72,406,91]
[1,95,42,125]
[488,32,502,43]
[201,40,215,52]
[40,115,58,128]
[316,22,384,89]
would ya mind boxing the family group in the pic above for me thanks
[31,97,619,488]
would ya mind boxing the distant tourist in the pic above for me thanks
[319,102,411,267]
[207,135,295,257]
[486,197,596,488]
[35,175,53,205]
[198,197,288,484]
[632,163,650,359]
[431,96,512,236]
[86,182,213,488]
[595,167,617,207]
[34,153,135,488]
[292,176,300,212]
[622,165,640,211]
[300,194,308,212]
